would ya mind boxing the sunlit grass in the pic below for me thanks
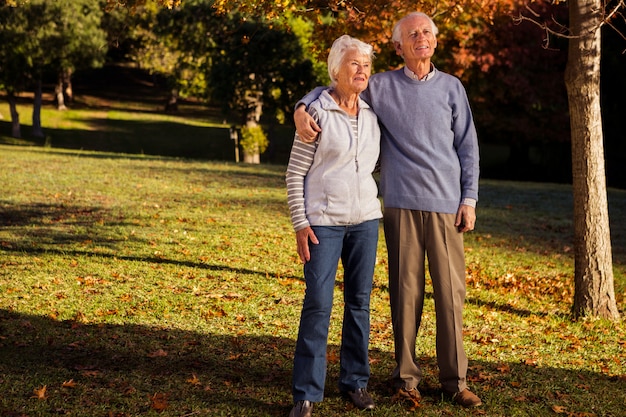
[0,145,624,417]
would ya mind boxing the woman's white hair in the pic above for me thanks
[392,12,438,44]
[327,35,374,88]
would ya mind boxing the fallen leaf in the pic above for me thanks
[327,350,339,364]
[150,392,168,412]
[552,405,567,414]
[187,373,201,386]
[32,385,47,400]
[62,380,77,388]
[147,349,168,358]
[496,363,511,373]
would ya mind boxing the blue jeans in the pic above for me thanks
[292,219,379,402]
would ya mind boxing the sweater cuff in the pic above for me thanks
[461,197,476,208]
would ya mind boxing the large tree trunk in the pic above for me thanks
[7,91,21,139]
[564,0,620,319]
[32,77,45,139]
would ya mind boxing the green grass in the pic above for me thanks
[0,101,294,164]
[0,145,624,417]
[1,65,625,415]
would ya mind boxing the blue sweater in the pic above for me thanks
[362,68,479,214]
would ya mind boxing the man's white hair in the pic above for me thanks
[392,12,439,44]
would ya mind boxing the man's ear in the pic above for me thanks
[393,41,403,57]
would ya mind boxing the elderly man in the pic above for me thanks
[294,11,481,408]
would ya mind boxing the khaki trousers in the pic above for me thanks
[383,208,468,393]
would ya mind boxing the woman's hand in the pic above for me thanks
[296,226,319,263]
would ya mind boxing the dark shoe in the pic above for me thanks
[345,388,375,410]
[289,400,313,417]
[391,387,421,407]
[445,388,482,407]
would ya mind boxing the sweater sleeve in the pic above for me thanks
[286,108,319,231]
[451,80,480,202]
[294,86,327,111]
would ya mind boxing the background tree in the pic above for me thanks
[209,12,317,162]
[563,0,621,319]
[49,0,107,110]
[514,0,622,319]
[0,2,30,137]
[0,0,106,137]
[126,0,218,112]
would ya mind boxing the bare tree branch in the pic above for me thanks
[513,0,626,51]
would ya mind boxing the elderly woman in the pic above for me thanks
[285,35,381,417]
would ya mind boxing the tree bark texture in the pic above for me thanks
[564,0,620,319]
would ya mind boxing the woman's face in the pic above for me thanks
[334,49,371,93]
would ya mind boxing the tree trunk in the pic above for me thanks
[242,118,261,164]
[7,92,21,139]
[564,0,620,319]
[165,88,179,112]
[56,68,73,110]
[56,73,67,110]
[32,77,45,138]
[242,85,264,164]
[64,67,73,103]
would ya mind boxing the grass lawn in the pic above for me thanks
[0,65,625,416]
[0,64,296,166]
[0,144,624,417]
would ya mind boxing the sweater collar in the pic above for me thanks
[403,64,436,81]
[319,88,371,111]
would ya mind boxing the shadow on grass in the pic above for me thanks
[475,180,626,267]
[1,309,624,416]
[0,118,295,165]
[0,119,237,161]
[0,200,298,282]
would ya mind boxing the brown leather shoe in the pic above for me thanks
[446,388,482,407]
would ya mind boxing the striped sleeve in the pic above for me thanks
[285,109,319,231]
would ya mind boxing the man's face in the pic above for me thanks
[394,15,437,62]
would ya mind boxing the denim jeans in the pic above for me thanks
[292,219,379,402]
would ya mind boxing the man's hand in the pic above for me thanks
[455,204,476,233]
[294,104,321,143]
[296,226,319,263]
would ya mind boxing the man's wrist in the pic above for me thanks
[461,197,476,208]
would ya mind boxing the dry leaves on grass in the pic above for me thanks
[32,385,47,400]
[150,392,169,412]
